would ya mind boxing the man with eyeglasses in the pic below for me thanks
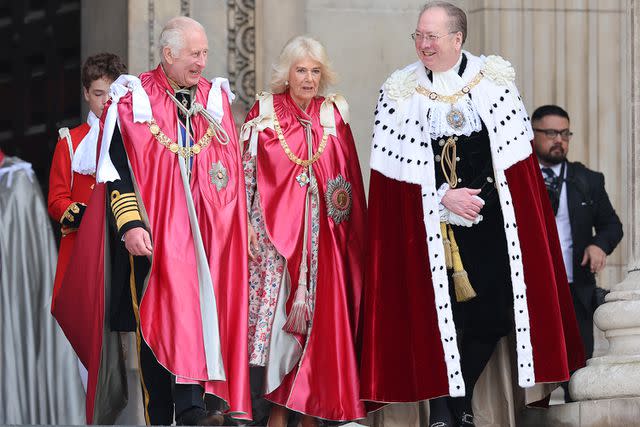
[532,105,623,399]
[361,2,585,426]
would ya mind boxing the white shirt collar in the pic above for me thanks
[538,161,565,177]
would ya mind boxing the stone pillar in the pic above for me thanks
[569,0,640,402]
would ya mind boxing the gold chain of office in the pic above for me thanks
[147,119,214,158]
[415,70,484,103]
[273,112,328,168]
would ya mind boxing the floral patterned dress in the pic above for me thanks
[243,153,284,366]
[243,146,322,367]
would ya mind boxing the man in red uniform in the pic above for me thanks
[48,52,127,314]
[360,2,585,426]
[53,17,250,425]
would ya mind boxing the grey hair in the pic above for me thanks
[270,35,338,95]
[159,16,206,60]
[420,1,467,45]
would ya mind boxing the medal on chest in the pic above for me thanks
[416,71,484,131]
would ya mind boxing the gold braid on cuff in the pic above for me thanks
[60,202,81,224]
[110,190,142,231]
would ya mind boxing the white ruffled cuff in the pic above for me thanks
[438,184,484,227]
[437,182,450,222]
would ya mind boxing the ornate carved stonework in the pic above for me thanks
[227,0,256,110]
[180,0,191,16]
[148,0,155,69]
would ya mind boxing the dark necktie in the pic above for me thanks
[541,167,561,215]
[175,89,191,122]
[174,89,194,170]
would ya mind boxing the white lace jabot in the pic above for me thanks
[425,53,482,140]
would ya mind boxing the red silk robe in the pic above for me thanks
[245,92,367,421]
[47,123,96,311]
[53,67,250,422]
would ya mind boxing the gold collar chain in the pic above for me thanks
[416,71,484,104]
[147,119,214,158]
[273,111,328,168]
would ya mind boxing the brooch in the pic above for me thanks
[446,108,466,129]
[325,174,352,224]
[209,161,229,191]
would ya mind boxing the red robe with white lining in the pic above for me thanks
[53,67,251,423]
[244,92,367,421]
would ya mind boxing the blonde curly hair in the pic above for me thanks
[270,35,337,95]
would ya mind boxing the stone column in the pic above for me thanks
[569,0,640,402]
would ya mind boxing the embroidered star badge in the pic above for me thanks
[209,161,228,191]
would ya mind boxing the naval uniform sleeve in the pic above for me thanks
[106,125,145,238]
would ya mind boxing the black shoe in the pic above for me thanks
[457,411,474,426]
[448,397,474,427]
[429,397,454,427]
[176,407,224,426]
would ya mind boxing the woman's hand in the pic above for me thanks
[248,223,259,261]
[441,187,484,221]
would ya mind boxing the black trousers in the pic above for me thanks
[570,283,595,359]
[430,332,505,421]
[138,336,205,425]
[125,254,205,425]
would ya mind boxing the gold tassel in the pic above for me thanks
[441,222,453,269]
[447,225,477,302]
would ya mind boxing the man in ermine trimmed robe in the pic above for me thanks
[360,2,585,426]
[53,17,250,426]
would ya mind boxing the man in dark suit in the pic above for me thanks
[532,104,623,363]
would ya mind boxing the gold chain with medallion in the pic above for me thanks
[415,70,484,130]
[147,119,214,158]
[273,112,328,168]
[415,70,484,103]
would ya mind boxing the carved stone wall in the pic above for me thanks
[80,0,629,291]
[227,0,256,112]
